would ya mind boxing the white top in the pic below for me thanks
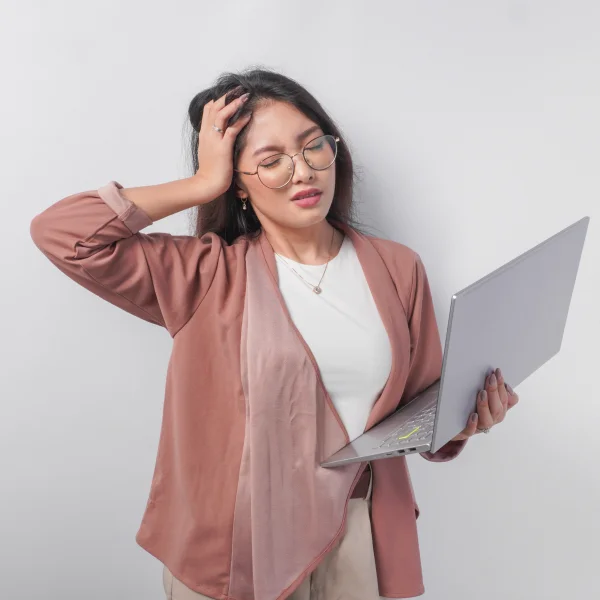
[274,234,393,441]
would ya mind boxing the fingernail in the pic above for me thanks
[471,413,478,423]
[240,93,250,102]
[489,373,497,386]
[479,390,487,403]
[506,383,514,395]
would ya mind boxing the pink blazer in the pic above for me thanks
[30,180,468,600]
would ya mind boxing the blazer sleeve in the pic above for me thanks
[29,180,222,338]
[401,251,469,462]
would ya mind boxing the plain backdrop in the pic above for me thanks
[2,1,599,598]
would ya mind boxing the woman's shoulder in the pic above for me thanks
[194,230,253,255]
[361,231,420,270]
[358,231,424,314]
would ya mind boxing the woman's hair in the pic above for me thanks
[184,66,371,244]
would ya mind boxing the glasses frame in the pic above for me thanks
[233,134,340,189]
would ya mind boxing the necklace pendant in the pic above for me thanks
[313,286,322,294]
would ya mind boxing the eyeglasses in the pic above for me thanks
[233,134,340,189]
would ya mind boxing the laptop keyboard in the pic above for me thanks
[377,405,437,448]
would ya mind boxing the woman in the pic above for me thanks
[30,68,519,600]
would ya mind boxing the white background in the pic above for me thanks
[2,1,599,598]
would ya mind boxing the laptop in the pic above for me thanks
[321,216,590,467]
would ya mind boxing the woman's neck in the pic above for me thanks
[264,221,344,266]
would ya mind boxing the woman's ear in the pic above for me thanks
[234,179,248,199]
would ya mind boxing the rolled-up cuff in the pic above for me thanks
[97,180,153,234]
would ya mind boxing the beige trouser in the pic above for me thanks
[162,470,384,600]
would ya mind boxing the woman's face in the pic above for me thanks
[234,100,336,232]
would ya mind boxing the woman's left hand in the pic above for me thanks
[450,368,519,441]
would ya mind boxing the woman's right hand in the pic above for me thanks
[194,87,252,200]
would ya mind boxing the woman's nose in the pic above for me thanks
[291,152,314,180]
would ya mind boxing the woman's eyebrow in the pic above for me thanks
[252,125,322,157]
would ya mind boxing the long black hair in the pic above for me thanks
[184,66,373,244]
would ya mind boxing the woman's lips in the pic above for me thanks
[292,192,322,208]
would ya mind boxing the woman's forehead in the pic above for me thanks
[245,102,320,146]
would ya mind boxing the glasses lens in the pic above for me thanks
[257,153,294,189]
[303,135,337,170]
[256,135,338,189]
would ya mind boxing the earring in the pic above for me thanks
[242,197,248,211]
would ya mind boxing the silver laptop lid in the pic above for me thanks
[430,217,590,453]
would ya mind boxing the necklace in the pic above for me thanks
[274,227,337,295]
